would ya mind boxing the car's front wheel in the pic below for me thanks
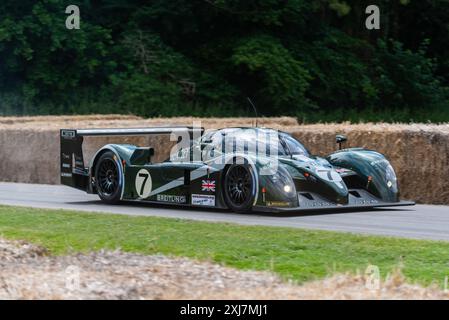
[95,151,123,204]
[223,164,256,213]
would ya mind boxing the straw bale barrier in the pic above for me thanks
[1,116,448,204]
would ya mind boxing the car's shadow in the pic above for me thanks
[65,199,415,218]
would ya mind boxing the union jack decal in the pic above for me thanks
[201,179,216,192]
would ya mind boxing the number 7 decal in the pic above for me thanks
[135,169,152,198]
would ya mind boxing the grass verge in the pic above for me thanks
[0,205,448,286]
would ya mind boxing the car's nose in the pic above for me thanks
[301,167,350,204]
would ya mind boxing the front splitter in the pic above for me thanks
[253,200,415,213]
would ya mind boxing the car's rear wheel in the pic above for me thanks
[95,151,122,204]
[223,164,256,213]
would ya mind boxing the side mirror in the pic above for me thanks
[336,135,347,150]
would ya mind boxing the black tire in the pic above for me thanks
[223,164,256,213]
[95,151,123,204]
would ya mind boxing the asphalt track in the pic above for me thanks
[0,182,448,241]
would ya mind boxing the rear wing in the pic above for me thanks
[60,127,204,191]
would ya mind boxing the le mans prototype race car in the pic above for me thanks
[60,127,414,213]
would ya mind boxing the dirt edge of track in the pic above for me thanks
[0,237,447,300]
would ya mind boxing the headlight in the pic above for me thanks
[270,166,296,196]
[385,164,397,189]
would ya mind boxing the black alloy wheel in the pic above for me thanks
[95,151,122,204]
[223,164,256,213]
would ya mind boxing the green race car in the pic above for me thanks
[60,127,414,213]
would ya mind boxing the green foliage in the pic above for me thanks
[294,31,375,110]
[0,0,114,114]
[373,39,449,110]
[328,0,351,17]
[111,31,239,117]
[1,0,449,122]
[230,35,311,114]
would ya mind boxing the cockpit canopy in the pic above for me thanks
[200,128,310,158]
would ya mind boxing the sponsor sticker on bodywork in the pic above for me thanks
[267,201,291,207]
[61,130,76,139]
[157,194,187,204]
[192,194,216,206]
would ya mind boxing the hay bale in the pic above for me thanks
[288,124,449,204]
[0,116,448,204]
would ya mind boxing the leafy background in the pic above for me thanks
[1,0,448,122]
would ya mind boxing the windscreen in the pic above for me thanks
[200,128,308,157]
[280,133,310,157]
